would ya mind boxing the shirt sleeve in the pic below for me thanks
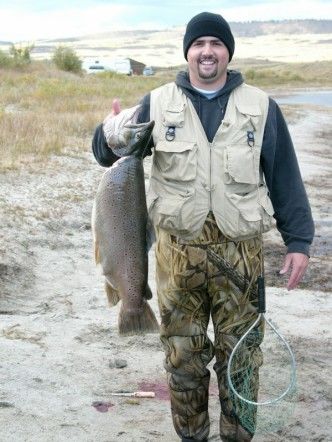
[261,98,315,256]
[92,123,120,167]
[91,93,152,167]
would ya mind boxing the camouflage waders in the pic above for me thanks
[155,213,264,441]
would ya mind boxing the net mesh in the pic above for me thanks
[228,317,297,435]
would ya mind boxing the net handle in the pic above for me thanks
[257,275,266,313]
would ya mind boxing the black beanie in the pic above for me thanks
[183,12,235,61]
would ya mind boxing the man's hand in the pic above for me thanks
[103,99,142,150]
[279,253,309,290]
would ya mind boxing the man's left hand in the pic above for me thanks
[279,253,309,290]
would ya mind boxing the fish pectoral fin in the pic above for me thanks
[104,279,120,306]
[144,285,153,300]
[118,301,159,336]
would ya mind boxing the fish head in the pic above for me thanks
[112,121,155,157]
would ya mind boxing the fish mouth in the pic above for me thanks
[133,121,155,154]
[126,120,155,142]
[138,120,155,140]
[114,121,155,156]
[125,120,155,132]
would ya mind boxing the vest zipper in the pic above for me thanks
[209,142,213,211]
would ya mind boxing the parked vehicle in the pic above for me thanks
[143,66,154,76]
[113,59,131,75]
[82,58,146,76]
[115,58,146,75]
[82,59,110,74]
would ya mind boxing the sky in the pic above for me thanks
[0,0,331,42]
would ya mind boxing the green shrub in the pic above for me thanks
[0,49,12,68]
[0,45,34,69]
[52,46,82,74]
[9,44,34,66]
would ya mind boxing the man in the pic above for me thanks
[92,12,314,442]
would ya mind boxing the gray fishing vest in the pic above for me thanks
[148,82,274,241]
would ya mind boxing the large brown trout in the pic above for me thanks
[92,120,159,335]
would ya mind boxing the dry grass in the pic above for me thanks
[241,60,332,87]
[0,61,171,169]
[0,59,331,169]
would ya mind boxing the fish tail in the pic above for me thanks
[105,280,120,306]
[118,301,159,336]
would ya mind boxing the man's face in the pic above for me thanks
[187,36,229,89]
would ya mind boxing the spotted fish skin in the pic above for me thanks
[92,121,159,335]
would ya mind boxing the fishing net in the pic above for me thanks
[206,249,297,435]
[227,296,297,435]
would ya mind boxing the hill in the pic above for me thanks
[0,20,331,66]
[230,19,332,36]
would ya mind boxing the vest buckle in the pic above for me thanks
[165,126,176,141]
[247,131,255,147]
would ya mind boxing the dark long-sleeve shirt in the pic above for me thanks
[92,70,314,255]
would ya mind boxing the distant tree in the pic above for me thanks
[9,44,34,66]
[52,46,82,73]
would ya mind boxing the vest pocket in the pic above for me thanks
[154,141,197,182]
[223,188,274,239]
[225,143,260,185]
[163,104,185,127]
[148,189,196,234]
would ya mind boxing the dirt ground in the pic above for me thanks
[0,99,331,442]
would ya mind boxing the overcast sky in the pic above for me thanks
[1,0,331,42]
